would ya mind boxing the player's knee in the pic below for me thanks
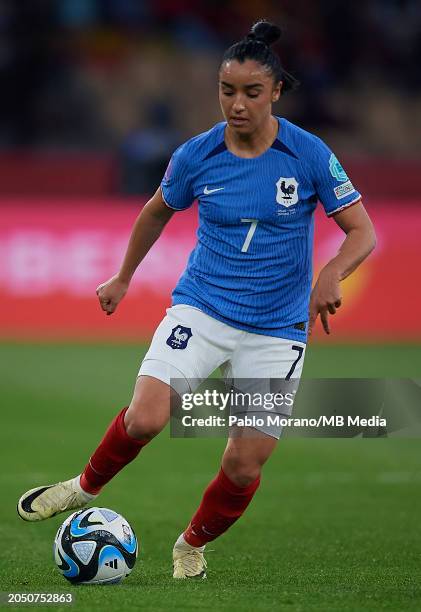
[125,405,165,441]
[222,455,261,488]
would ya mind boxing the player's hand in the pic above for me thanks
[308,265,342,335]
[96,274,129,316]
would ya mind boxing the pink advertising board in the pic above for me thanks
[0,198,420,342]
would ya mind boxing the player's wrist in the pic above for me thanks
[116,271,132,286]
[321,260,342,282]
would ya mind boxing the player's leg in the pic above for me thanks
[182,432,275,537]
[173,332,306,577]
[80,375,174,495]
[17,375,171,521]
[18,305,233,522]
[172,431,276,579]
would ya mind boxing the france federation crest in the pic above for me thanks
[276,177,299,207]
[166,325,193,350]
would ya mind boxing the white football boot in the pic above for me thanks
[172,534,207,579]
[17,476,96,522]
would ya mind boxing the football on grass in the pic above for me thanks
[53,507,138,584]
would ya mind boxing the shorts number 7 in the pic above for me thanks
[285,345,304,380]
[240,219,259,252]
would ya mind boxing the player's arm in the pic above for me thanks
[309,201,376,335]
[97,187,175,315]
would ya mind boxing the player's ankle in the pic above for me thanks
[175,532,205,551]
[77,473,102,497]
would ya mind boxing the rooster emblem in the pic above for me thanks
[276,177,299,207]
[166,325,193,350]
[280,181,295,198]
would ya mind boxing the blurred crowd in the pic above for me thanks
[0,0,420,164]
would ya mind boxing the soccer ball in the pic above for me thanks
[53,507,138,585]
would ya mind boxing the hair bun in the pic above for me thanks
[247,20,281,46]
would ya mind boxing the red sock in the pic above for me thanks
[183,468,260,547]
[80,407,149,494]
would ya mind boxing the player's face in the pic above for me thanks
[219,59,281,134]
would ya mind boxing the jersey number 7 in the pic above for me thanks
[240,219,259,253]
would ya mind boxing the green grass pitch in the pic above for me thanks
[1,342,420,611]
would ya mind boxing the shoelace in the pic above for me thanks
[58,490,79,512]
[42,482,79,512]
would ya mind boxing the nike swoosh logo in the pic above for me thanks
[20,486,53,514]
[202,526,215,536]
[204,186,225,195]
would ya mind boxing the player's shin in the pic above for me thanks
[80,407,150,494]
[183,467,260,547]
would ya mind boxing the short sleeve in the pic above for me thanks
[312,138,361,216]
[161,143,194,211]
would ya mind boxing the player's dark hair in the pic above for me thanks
[221,20,299,94]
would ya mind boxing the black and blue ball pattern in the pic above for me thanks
[53,507,138,585]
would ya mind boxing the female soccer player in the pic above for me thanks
[18,21,376,579]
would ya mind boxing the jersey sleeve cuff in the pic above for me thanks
[326,195,362,217]
[161,191,183,211]
[161,187,192,211]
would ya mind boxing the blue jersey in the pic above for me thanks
[161,117,361,342]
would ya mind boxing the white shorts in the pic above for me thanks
[138,305,306,438]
